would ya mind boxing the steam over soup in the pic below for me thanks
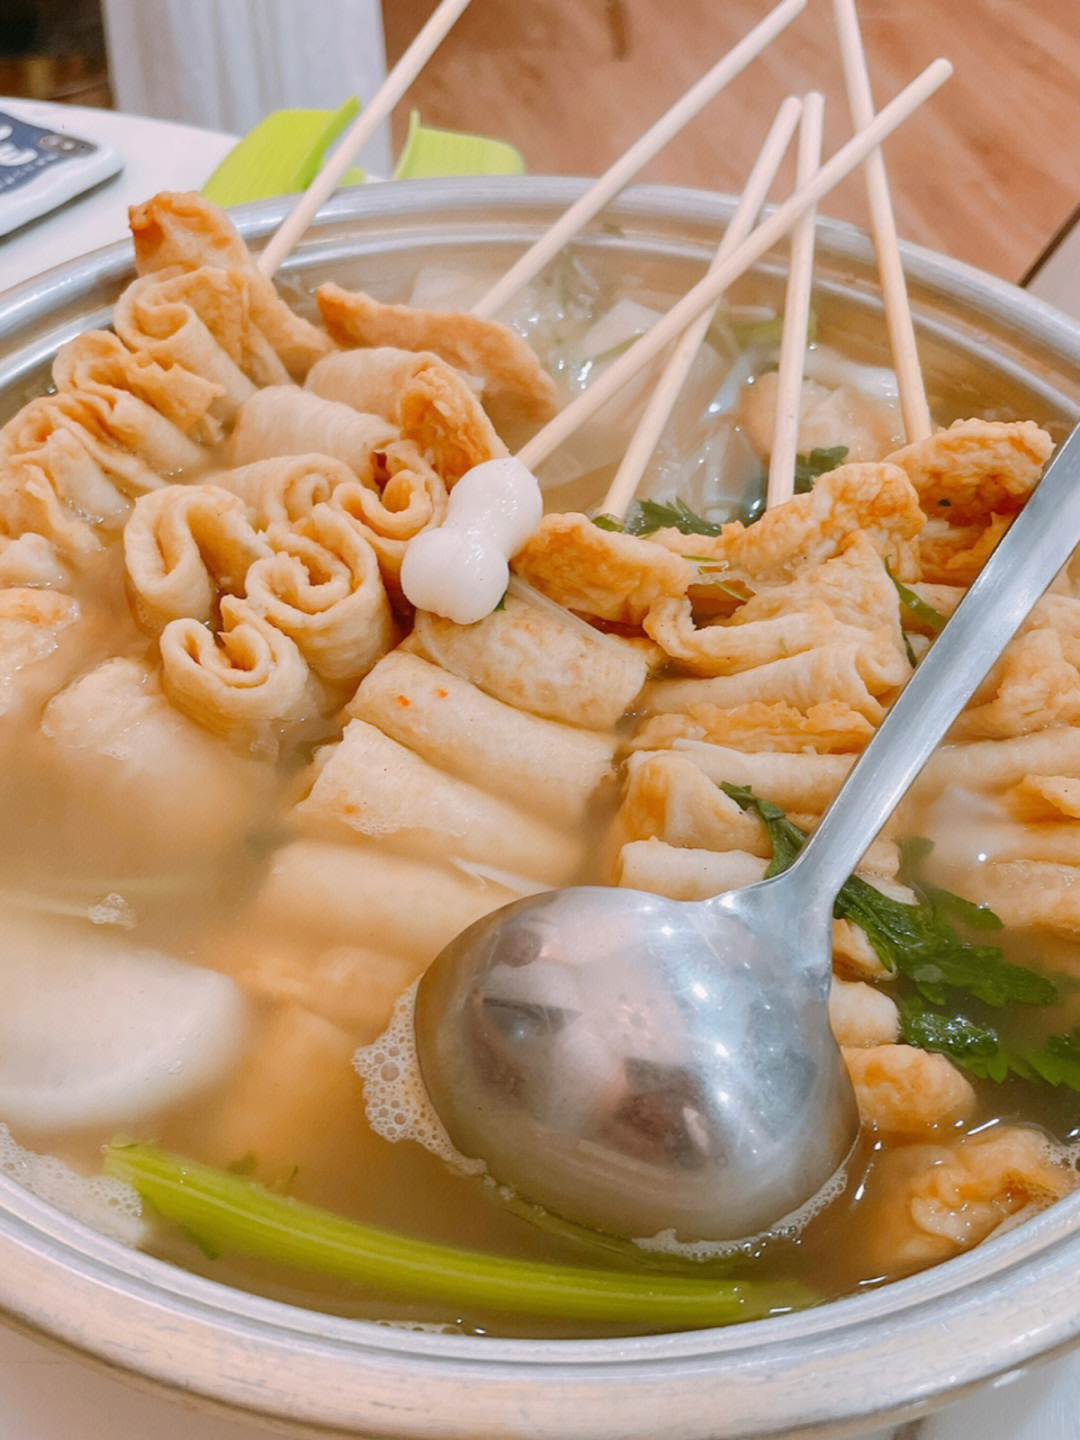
[1,190,1079,1337]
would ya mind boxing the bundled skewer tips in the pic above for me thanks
[256,0,809,308]
[257,0,477,278]
[832,0,932,443]
[253,0,950,623]
[599,94,805,523]
[513,57,951,475]
[400,56,950,621]
[766,91,825,510]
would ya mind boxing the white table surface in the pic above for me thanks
[3,94,1080,1440]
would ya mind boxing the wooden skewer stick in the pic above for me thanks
[832,0,932,442]
[515,58,952,476]
[598,95,804,523]
[256,0,474,278]
[766,91,825,510]
[470,0,808,321]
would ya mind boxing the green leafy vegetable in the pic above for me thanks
[900,995,1080,1091]
[721,784,1080,1090]
[885,561,948,634]
[624,498,726,538]
[739,447,849,527]
[898,836,1004,932]
[793,446,849,493]
[720,783,1057,1009]
[719,784,804,877]
[104,1140,815,1327]
[737,488,768,526]
[899,997,1012,1081]
[837,873,1052,1007]
[592,448,849,540]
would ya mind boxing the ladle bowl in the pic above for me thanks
[415,422,1080,1243]
[415,883,857,1241]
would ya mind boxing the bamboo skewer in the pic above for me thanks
[597,95,804,522]
[254,0,806,324]
[832,0,932,443]
[249,0,946,529]
[514,58,952,476]
[256,0,474,278]
[401,59,950,626]
[470,0,808,321]
[766,91,825,510]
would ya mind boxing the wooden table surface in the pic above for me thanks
[384,0,1080,287]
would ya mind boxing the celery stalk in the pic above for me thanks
[104,1140,815,1328]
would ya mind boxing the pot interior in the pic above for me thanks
[2,175,1080,1440]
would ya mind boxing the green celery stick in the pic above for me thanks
[104,1140,814,1328]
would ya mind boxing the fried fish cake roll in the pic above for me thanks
[296,718,585,884]
[227,387,400,482]
[615,837,768,898]
[862,1127,1075,1273]
[53,329,230,447]
[636,740,855,815]
[213,449,448,595]
[160,595,321,751]
[124,484,270,632]
[0,588,82,729]
[20,364,206,482]
[248,836,529,964]
[39,655,272,867]
[129,191,333,380]
[244,507,394,682]
[346,649,615,826]
[306,346,507,484]
[2,391,180,553]
[644,636,905,724]
[112,273,258,431]
[315,282,559,425]
[410,589,647,729]
[211,453,339,527]
[917,729,1080,800]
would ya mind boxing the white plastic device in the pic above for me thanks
[0,108,123,240]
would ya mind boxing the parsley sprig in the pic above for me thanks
[740,446,849,525]
[885,561,948,634]
[592,447,850,538]
[721,782,1056,1009]
[899,996,1080,1089]
[794,445,849,491]
[592,498,726,538]
[721,782,1080,1091]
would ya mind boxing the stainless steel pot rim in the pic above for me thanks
[2,175,1080,1438]
[5,174,1080,374]
[4,1164,1080,1435]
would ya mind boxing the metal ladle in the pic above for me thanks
[415,425,1080,1244]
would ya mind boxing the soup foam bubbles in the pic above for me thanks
[353,983,483,1174]
[0,1124,145,1245]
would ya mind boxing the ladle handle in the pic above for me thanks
[789,422,1080,905]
